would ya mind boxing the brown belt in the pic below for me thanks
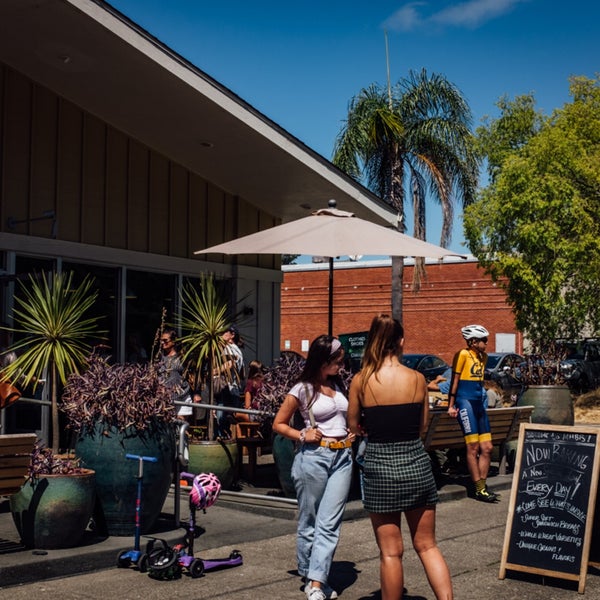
[319,438,352,450]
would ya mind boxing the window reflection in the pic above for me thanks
[126,270,177,363]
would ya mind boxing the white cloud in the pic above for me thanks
[383,2,426,32]
[384,0,530,32]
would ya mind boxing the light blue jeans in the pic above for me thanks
[292,444,353,584]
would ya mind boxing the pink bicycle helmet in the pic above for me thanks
[190,472,221,510]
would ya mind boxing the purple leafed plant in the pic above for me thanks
[28,440,86,477]
[61,353,176,434]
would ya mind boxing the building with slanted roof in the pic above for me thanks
[0,0,394,436]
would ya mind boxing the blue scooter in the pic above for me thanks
[116,453,158,572]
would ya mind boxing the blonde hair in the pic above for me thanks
[360,314,404,394]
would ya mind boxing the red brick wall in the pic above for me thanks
[281,260,522,364]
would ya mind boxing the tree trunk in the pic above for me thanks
[208,356,215,441]
[389,152,405,325]
[391,256,404,325]
[51,363,59,454]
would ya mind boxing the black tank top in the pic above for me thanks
[362,403,422,443]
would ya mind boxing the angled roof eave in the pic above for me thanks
[0,0,396,226]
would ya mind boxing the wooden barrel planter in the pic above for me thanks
[10,469,96,549]
[75,421,176,536]
[519,385,574,426]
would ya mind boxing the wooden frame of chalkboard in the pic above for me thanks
[499,424,600,594]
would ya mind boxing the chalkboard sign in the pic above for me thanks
[499,424,600,594]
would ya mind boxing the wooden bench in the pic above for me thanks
[422,406,535,475]
[0,433,36,497]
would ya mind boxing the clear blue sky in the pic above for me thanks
[109,0,598,253]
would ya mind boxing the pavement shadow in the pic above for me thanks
[354,587,427,599]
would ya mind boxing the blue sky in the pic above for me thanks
[109,0,598,253]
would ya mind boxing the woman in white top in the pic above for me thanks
[273,335,355,600]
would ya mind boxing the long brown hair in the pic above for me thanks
[360,314,404,394]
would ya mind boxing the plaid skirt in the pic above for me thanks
[362,438,438,513]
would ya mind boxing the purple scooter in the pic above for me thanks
[171,471,243,578]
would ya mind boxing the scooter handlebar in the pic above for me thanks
[125,453,158,463]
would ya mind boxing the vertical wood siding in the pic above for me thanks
[0,64,276,268]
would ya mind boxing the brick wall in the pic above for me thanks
[281,259,522,364]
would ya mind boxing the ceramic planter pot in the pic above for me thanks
[272,434,296,498]
[519,385,574,425]
[75,420,175,536]
[187,439,238,490]
[10,469,96,549]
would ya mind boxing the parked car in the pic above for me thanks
[485,353,524,379]
[484,352,525,402]
[559,339,600,394]
[401,354,449,382]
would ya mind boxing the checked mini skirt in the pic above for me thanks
[362,438,438,513]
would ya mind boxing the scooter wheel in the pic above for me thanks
[138,553,149,573]
[116,550,131,568]
[229,550,242,560]
[189,558,204,578]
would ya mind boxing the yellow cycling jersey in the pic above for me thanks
[452,348,487,401]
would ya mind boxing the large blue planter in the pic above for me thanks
[10,469,96,549]
[272,434,296,498]
[75,421,175,536]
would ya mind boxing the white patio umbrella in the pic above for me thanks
[195,201,465,334]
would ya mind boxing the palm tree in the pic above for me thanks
[333,69,478,322]
[1,272,103,453]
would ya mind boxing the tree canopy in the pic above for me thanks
[333,69,478,320]
[465,76,600,345]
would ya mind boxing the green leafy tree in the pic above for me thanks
[282,254,300,265]
[1,272,102,453]
[474,93,545,184]
[333,69,478,322]
[465,76,600,346]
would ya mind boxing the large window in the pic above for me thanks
[125,270,178,363]
[63,262,118,360]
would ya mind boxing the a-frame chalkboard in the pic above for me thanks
[499,424,600,594]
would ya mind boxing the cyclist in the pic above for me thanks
[447,325,498,503]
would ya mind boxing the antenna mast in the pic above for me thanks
[384,30,392,109]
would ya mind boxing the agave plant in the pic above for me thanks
[177,273,230,440]
[1,271,103,453]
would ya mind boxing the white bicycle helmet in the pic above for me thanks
[190,472,221,510]
[461,324,489,341]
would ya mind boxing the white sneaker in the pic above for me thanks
[305,582,338,600]
[305,583,327,600]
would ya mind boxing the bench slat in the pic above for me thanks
[422,405,534,475]
[0,433,37,497]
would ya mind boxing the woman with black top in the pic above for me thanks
[348,314,453,600]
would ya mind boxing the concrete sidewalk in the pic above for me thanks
[1,460,599,598]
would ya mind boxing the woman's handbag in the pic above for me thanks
[0,381,21,410]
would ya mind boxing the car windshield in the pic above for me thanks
[401,355,420,368]
[486,355,502,369]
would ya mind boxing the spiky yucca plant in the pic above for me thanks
[177,273,230,440]
[1,271,103,453]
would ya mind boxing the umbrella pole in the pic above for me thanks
[328,257,334,336]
